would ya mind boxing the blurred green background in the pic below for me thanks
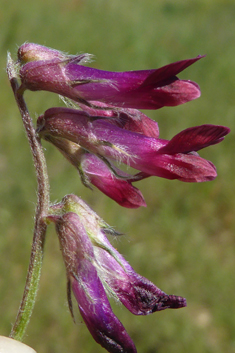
[0,0,235,352]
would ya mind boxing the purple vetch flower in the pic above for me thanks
[50,211,137,353]
[39,130,146,208]
[37,107,230,185]
[36,105,161,208]
[80,153,147,208]
[47,194,186,353]
[18,43,202,109]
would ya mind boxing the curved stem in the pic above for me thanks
[7,53,50,341]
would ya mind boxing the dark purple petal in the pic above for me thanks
[71,259,136,353]
[94,238,186,315]
[121,271,187,313]
[80,153,146,208]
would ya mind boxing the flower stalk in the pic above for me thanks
[7,53,50,341]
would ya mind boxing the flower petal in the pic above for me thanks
[71,258,137,353]
[93,236,186,315]
[159,124,230,154]
[140,56,204,87]
[78,102,160,138]
[80,153,146,208]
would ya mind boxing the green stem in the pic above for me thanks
[7,53,50,341]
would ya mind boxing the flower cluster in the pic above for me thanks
[17,43,229,208]
[37,106,229,208]
[17,43,230,352]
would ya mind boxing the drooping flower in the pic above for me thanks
[39,127,146,208]
[18,43,202,109]
[47,194,186,353]
[78,152,147,208]
[37,107,230,201]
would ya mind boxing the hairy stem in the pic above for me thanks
[7,53,50,341]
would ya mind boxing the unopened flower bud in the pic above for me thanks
[18,43,67,63]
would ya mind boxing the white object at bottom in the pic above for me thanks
[0,336,36,353]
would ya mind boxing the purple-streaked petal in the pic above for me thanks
[80,153,146,208]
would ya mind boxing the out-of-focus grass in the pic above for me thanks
[1,1,235,352]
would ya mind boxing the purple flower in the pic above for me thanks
[37,107,230,193]
[18,43,202,109]
[39,127,146,208]
[47,194,186,353]
[80,153,147,208]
